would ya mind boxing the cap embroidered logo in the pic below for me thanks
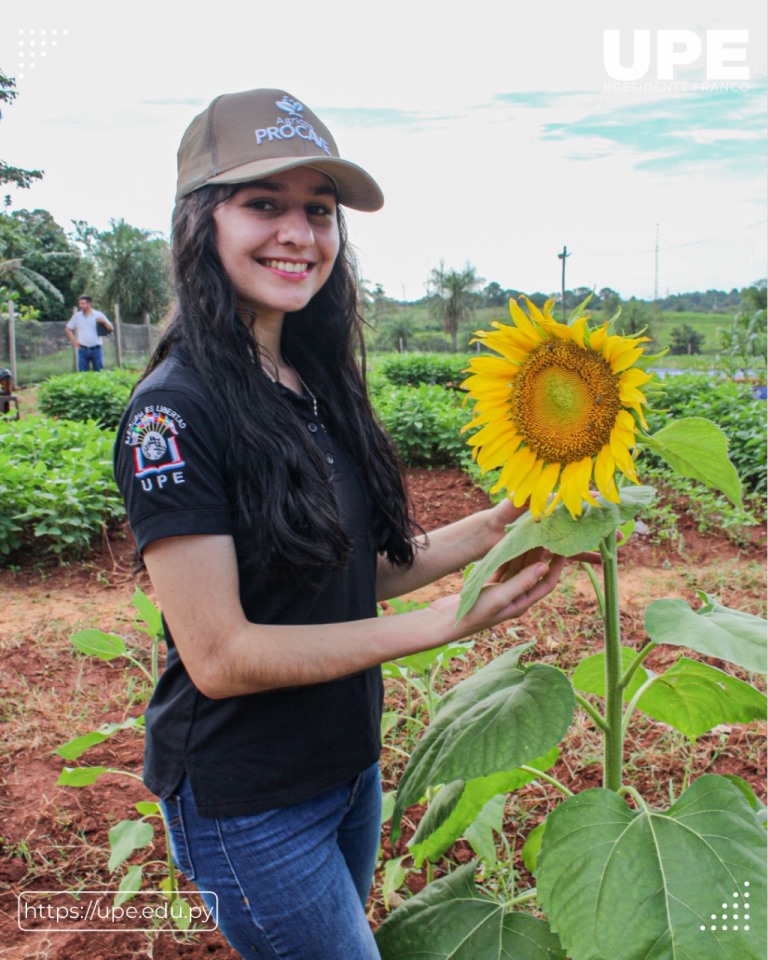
[254,98,332,156]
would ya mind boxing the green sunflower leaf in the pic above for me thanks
[636,657,767,741]
[463,794,506,864]
[572,648,651,701]
[114,864,144,906]
[640,416,744,510]
[375,862,566,960]
[536,776,767,960]
[55,715,145,760]
[56,765,109,787]
[409,746,559,866]
[108,818,155,872]
[390,646,573,843]
[70,629,127,660]
[458,486,656,620]
[645,595,767,675]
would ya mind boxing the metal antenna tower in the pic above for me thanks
[557,245,570,322]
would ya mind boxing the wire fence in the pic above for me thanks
[0,312,161,386]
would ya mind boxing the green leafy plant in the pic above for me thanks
[716,290,767,385]
[374,383,470,467]
[376,303,767,960]
[38,369,138,430]
[55,588,192,931]
[378,353,472,388]
[379,600,478,906]
[0,415,124,561]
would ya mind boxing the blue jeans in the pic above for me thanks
[161,763,382,959]
[77,345,103,372]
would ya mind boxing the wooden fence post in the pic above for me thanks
[144,311,152,356]
[114,303,123,369]
[8,300,17,387]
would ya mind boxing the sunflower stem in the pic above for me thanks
[599,530,624,792]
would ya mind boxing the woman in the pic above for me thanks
[114,88,569,960]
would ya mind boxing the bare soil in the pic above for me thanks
[0,468,765,960]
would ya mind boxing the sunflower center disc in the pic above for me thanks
[511,340,621,463]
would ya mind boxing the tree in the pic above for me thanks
[596,287,621,320]
[0,209,82,320]
[89,219,172,324]
[0,257,63,312]
[428,261,483,352]
[1,70,44,206]
[669,323,705,355]
[482,281,507,307]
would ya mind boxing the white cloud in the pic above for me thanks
[2,0,765,301]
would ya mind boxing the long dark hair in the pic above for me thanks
[143,183,418,578]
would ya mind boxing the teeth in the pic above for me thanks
[263,260,309,273]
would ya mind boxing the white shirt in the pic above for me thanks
[66,309,109,347]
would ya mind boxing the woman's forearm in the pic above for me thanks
[144,532,557,700]
[376,510,490,601]
[376,498,528,601]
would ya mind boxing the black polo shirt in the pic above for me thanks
[113,351,382,817]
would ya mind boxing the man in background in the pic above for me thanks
[65,295,113,372]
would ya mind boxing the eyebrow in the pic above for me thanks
[243,179,337,198]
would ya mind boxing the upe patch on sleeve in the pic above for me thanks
[125,407,186,479]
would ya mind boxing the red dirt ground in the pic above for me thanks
[0,468,765,959]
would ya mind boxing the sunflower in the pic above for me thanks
[462,296,652,518]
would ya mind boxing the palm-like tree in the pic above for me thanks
[93,219,172,324]
[428,261,483,351]
[0,257,64,305]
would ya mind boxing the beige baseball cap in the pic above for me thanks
[175,88,384,211]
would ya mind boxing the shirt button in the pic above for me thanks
[325,453,335,465]
[307,422,318,433]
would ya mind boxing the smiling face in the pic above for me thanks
[212,167,341,325]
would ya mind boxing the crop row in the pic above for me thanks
[0,360,764,563]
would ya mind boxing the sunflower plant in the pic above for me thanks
[377,297,766,960]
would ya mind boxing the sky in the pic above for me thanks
[1,0,766,303]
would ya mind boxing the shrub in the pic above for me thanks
[378,353,472,388]
[38,369,139,430]
[374,383,471,467]
[0,416,124,561]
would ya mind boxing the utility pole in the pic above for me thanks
[557,245,570,322]
[653,224,660,323]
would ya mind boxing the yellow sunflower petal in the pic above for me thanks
[521,296,558,328]
[559,457,593,518]
[589,324,609,352]
[619,366,653,389]
[508,299,548,346]
[464,355,520,379]
[604,338,648,374]
[609,432,639,483]
[511,458,546,508]
[530,461,561,517]
[475,431,523,472]
[494,446,537,496]
[544,491,561,515]
[594,445,620,503]
[568,314,590,347]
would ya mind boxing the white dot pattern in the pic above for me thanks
[700,883,755,934]
[16,28,68,79]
